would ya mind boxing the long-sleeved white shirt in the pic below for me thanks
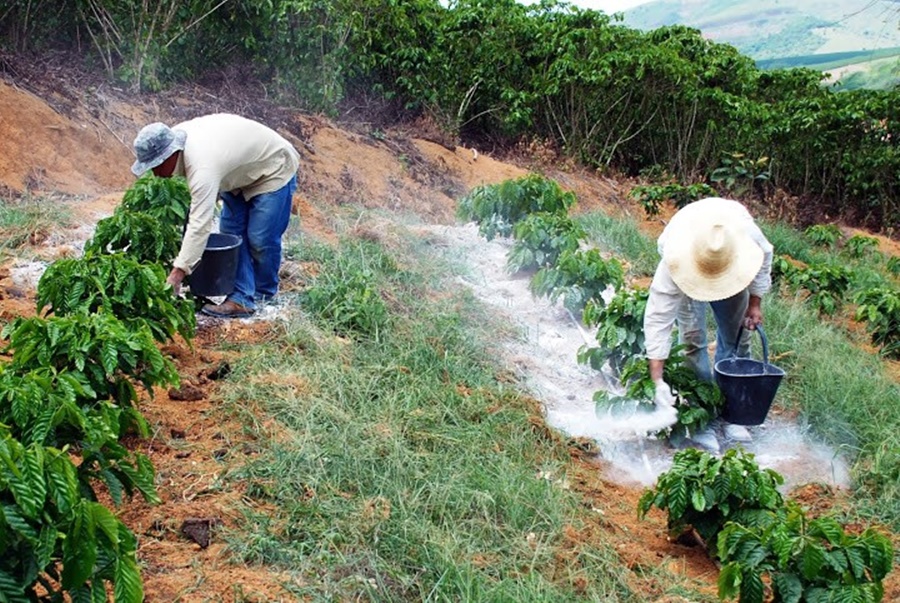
[644,198,773,360]
[170,113,300,274]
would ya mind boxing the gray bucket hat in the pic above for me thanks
[131,122,187,176]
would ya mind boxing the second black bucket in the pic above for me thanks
[188,233,242,297]
[714,325,786,426]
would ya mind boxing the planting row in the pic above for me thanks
[0,176,194,601]
[457,174,896,602]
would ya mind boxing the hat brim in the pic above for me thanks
[663,204,764,302]
[130,130,187,176]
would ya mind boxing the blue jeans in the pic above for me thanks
[220,175,297,310]
[677,290,751,382]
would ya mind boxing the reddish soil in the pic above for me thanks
[0,56,897,602]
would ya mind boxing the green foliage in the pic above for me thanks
[121,174,191,228]
[886,256,900,276]
[718,503,894,603]
[506,212,585,273]
[2,312,179,411]
[300,241,394,339]
[36,253,196,344]
[457,174,576,240]
[628,182,717,218]
[85,210,182,266]
[609,352,722,440]
[843,234,879,259]
[854,287,900,358]
[0,366,159,506]
[637,448,784,548]
[578,287,648,374]
[804,224,843,248]
[709,152,770,198]
[529,248,625,313]
[0,428,144,603]
[782,262,853,316]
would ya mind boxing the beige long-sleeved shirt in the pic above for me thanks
[170,113,300,274]
[644,198,773,361]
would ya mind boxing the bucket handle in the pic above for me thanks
[730,324,770,365]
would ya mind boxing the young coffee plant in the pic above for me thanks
[121,173,191,229]
[506,212,586,273]
[456,174,576,240]
[0,436,144,602]
[718,503,894,603]
[843,233,879,259]
[771,254,799,284]
[85,210,182,266]
[529,248,625,313]
[709,152,770,198]
[783,262,853,316]
[629,182,716,218]
[3,312,179,413]
[886,256,900,276]
[0,366,159,506]
[804,224,843,249]
[609,352,722,441]
[300,242,393,340]
[578,286,648,374]
[854,287,900,358]
[36,253,196,344]
[638,448,784,550]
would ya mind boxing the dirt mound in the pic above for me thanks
[0,81,131,194]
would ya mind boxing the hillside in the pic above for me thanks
[1,53,899,602]
[623,0,900,61]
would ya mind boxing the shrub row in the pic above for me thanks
[0,175,193,600]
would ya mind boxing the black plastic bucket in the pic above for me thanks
[714,325,785,426]
[188,233,242,297]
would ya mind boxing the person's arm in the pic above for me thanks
[644,263,683,405]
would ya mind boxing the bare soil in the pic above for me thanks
[0,54,897,602]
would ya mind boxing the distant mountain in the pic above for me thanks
[622,0,900,60]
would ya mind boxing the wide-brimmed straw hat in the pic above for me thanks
[131,122,187,176]
[661,200,763,302]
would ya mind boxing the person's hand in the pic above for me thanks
[744,295,763,330]
[653,379,677,408]
[167,267,186,297]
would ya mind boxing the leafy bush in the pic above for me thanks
[85,210,182,266]
[457,174,576,240]
[854,287,900,358]
[628,182,716,218]
[718,504,893,603]
[578,287,648,374]
[301,242,397,339]
[0,366,159,506]
[0,428,144,603]
[506,212,585,273]
[638,448,784,549]
[886,256,900,276]
[771,254,799,284]
[529,248,625,313]
[36,253,196,344]
[3,312,179,412]
[783,262,853,316]
[121,174,191,227]
[709,153,770,198]
[843,234,879,259]
[804,224,843,248]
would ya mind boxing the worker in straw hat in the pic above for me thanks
[643,197,773,447]
[131,113,300,318]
